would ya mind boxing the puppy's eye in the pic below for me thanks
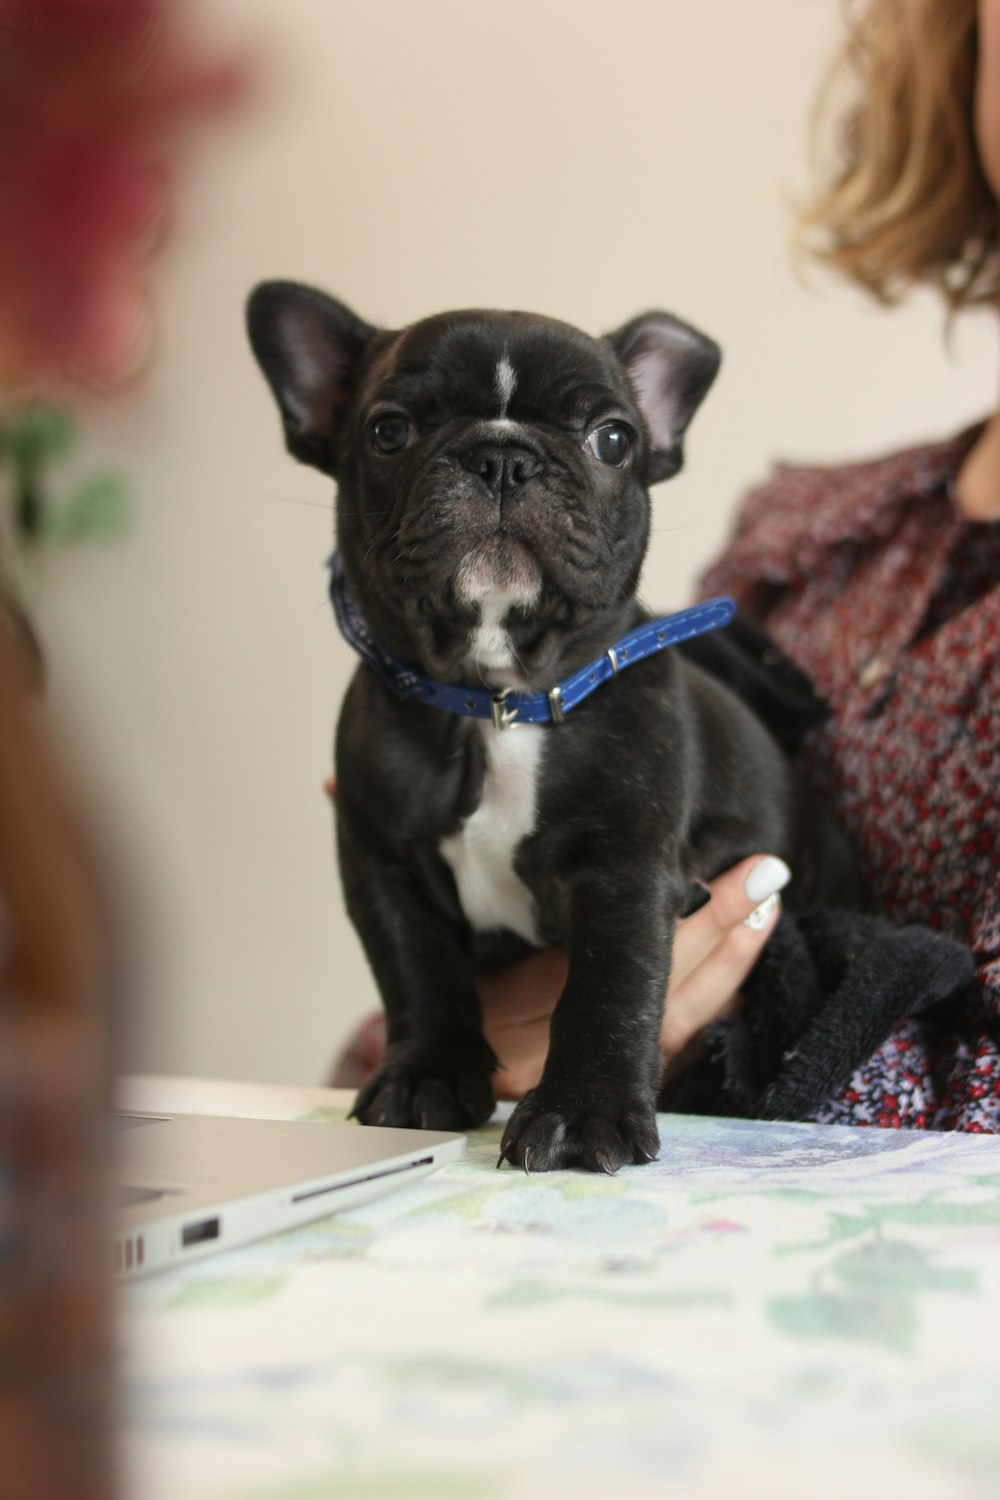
[586,422,632,468]
[370,413,414,454]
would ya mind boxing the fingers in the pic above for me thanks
[477,855,791,1097]
[661,855,790,1061]
[670,855,790,990]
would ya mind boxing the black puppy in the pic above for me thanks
[247,282,856,1172]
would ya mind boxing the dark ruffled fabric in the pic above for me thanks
[660,909,997,1130]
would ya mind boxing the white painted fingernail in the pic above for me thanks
[744,891,781,931]
[744,856,792,905]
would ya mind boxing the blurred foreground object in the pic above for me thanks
[0,626,116,1500]
[0,3,247,1495]
[0,0,245,389]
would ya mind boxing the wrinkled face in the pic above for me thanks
[247,286,720,685]
[339,312,654,681]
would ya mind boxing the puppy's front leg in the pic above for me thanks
[338,811,497,1133]
[499,869,678,1172]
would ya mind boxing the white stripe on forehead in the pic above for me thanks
[494,354,517,418]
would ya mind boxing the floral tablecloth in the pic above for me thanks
[119,1082,1000,1500]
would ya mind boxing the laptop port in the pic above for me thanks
[181,1216,220,1247]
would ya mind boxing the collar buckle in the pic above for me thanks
[490,689,520,731]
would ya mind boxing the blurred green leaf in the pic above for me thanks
[4,404,77,471]
[45,473,129,543]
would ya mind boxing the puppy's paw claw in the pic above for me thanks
[618,1110,661,1165]
[353,1049,495,1133]
[498,1088,659,1173]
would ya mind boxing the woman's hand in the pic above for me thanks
[477,855,790,1100]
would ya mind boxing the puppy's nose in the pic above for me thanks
[460,445,543,502]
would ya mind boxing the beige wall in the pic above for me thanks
[39,0,997,1083]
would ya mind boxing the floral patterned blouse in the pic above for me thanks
[701,425,1000,1131]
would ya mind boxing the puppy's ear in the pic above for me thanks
[246,281,377,477]
[604,312,721,484]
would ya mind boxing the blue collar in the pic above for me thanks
[328,552,735,730]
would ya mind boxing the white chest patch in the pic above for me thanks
[439,723,544,945]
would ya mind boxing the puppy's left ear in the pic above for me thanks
[246,281,378,477]
[604,312,721,484]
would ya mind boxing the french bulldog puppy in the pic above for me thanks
[247,283,856,1172]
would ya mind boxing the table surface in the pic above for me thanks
[118,1075,1000,1500]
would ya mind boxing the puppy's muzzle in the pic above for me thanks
[459,443,544,504]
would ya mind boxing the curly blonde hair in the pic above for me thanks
[800,0,997,308]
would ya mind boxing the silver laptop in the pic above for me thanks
[113,1111,466,1279]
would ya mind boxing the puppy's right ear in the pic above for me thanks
[245,281,377,477]
[604,312,721,484]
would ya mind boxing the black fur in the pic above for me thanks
[247,284,858,1172]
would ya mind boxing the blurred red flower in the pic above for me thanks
[0,0,245,389]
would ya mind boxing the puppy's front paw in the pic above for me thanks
[352,1040,496,1132]
[498,1086,660,1173]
